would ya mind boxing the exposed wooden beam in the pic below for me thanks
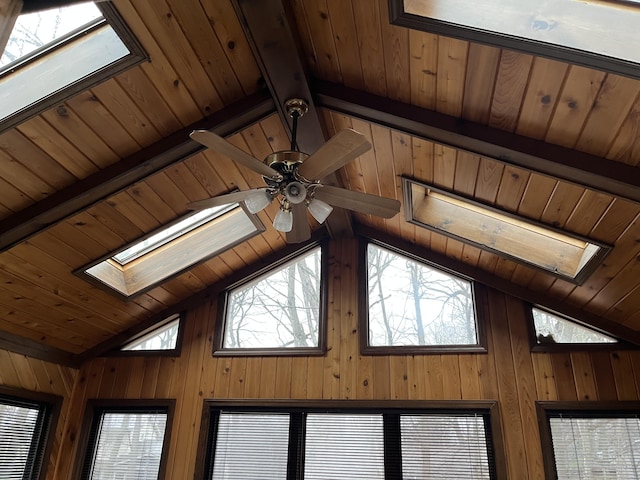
[314,79,640,204]
[0,329,79,367]
[0,0,21,52]
[231,0,353,238]
[0,90,275,253]
[359,225,640,347]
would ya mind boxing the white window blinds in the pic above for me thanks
[212,413,290,479]
[401,414,492,479]
[550,416,640,479]
[84,411,168,480]
[304,413,385,479]
[0,400,42,479]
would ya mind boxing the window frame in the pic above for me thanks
[0,2,147,133]
[74,399,175,480]
[214,240,328,356]
[537,401,640,479]
[195,399,506,480]
[0,385,62,480]
[525,304,635,352]
[359,237,488,355]
[111,312,185,357]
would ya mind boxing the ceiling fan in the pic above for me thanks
[187,99,401,243]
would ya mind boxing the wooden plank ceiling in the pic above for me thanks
[1,0,640,362]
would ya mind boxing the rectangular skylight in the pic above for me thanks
[403,178,610,284]
[77,205,264,300]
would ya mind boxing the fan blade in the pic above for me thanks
[297,128,371,180]
[187,189,267,210]
[286,203,311,243]
[190,130,281,179]
[314,185,401,218]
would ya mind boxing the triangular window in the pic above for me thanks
[121,314,181,352]
[531,307,617,346]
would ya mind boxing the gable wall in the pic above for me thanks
[44,238,640,479]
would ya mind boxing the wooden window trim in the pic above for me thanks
[537,401,640,479]
[213,239,328,357]
[0,385,62,480]
[73,399,175,480]
[359,237,489,355]
[195,399,507,480]
[108,313,185,358]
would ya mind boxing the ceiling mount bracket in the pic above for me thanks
[285,98,309,119]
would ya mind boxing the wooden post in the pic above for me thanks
[0,0,22,54]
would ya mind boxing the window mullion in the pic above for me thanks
[287,412,305,480]
[383,414,402,480]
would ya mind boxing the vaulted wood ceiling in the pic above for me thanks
[2,0,640,365]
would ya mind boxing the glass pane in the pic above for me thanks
[550,416,640,479]
[367,244,477,346]
[223,248,321,349]
[305,413,385,480]
[401,414,491,479]
[0,402,40,479]
[1,2,102,67]
[121,315,180,351]
[212,413,289,480]
[532,308,617,344]
[89,412,167,480]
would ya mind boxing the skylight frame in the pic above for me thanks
[76,204,265,301]
[0,2,147,133]
[402,177,611,285]
[390,0,640,80]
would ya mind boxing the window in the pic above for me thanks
[120,313,182,353]
[403,178,610,284]
[0,388,61,480]
[79,402,173,480]
[538,402,640,480]
[0,1,146,132]
[199,401,503,479]
[215,243,326,355]
[77,204,264,300]
[363,241,485,354]
[530,307,619,350]
[391,0,640,79]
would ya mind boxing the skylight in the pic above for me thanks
[77,204,264,300]
[0,1,146,131]
[403,178,610,284]
[399,0,640,68]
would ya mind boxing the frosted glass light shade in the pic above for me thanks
[273,208,293,232]
[244,189,272,214]
[308,198,333,224]
[284,181,307,204]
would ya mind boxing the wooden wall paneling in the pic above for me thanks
[545,66,606,148]
[408,29,438,109]
[505,295,545,478]
[488,50,533,132]
[517,174,557,220]
[165,0,245,106]
[539,182,585,228]
[338,238,358,400]
[550,353,578,401]
[564,190,614,236]
[351,0,387,96]
[0,149,56,202]
[297,0,342,82]
[324,239,342,399]
[422,355,444,400]
[474,157,504,204]
[494,165,530,212]
[569,352,598,401]
[515,57,568,140]
[390,130,416,240]
[531,354,558,401]
[575,74,640,157]
[610,351,639,401]
[258,357,277,398]
[285,0,319,78]
[111,0,203,123]
[588,351,617,401]
[372,355,391,400]
[453,151,480,195]
[274,357,293,398]
[487,288,527,479]
[389,355,408,400]
[96,356,123,398]
[370,124,401,234]
[307,354,325,398]
[461,43,500,124]
[458,354,480,399]
[607,96,640,166]
[141,356,163,397]
[432,144,456,189]
[242,357,262,398]
[290,357,308,399]
[585,254,640,317]
[124,356,146,398]
[325,0,364,89]
[435,36,468,117]
[378,0,410,104]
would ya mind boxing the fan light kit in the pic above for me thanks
[188,98,401,243]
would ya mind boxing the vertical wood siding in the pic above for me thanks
[40,238,640,479]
